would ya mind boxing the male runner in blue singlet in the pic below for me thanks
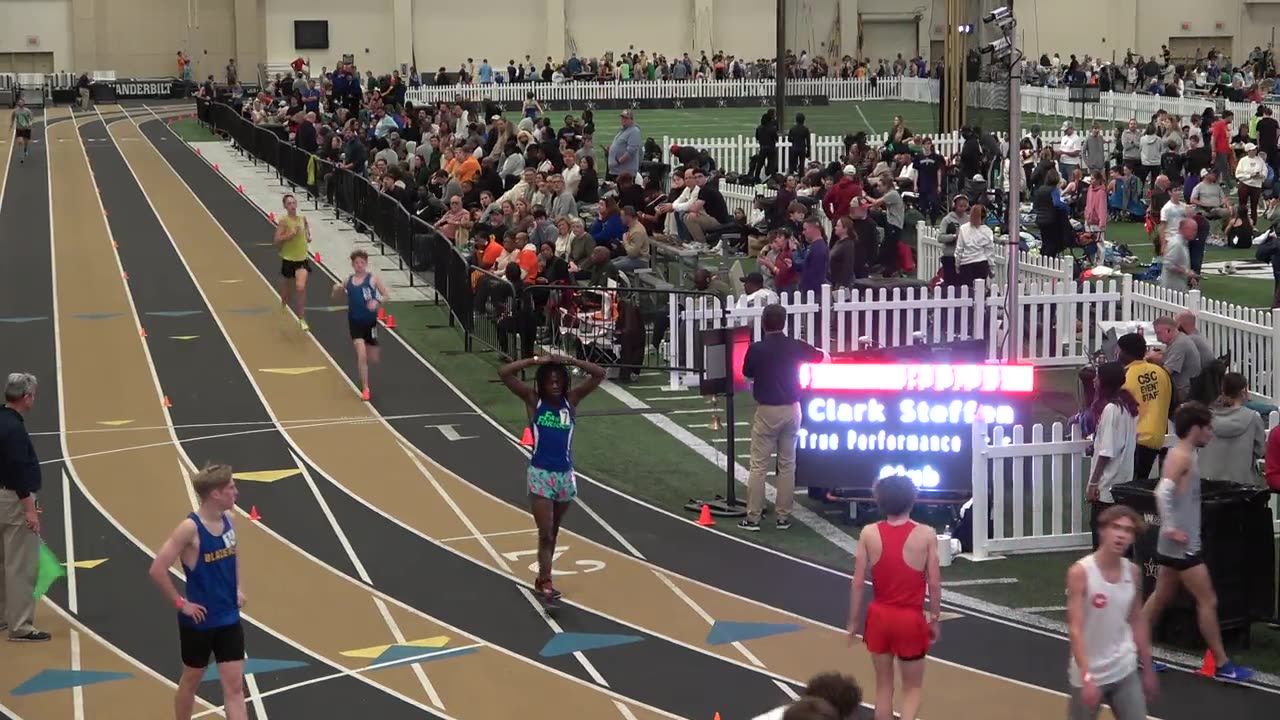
[149,464,248,720]
[498,353,605,601]
[331,249,389,401]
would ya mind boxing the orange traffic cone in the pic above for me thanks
[377,306,386,320]
[713,714,721,720]
[195,147,201,156]
[268,211,276,223]
[162,396,172,408]
[313,251,322,263]
[385,314,396,329]
[213,163,219,172]
[139,327,147,338]
[237,184,244,193]
[520,427,534,447]
[697,504,715,526]
[249,505,262,521]
[122,271,129,280]
[1199,650,1217,677]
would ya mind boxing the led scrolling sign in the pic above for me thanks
[795,363,1035,492]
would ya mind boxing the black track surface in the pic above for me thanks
[85,114,797,720]
[136,115,1280,719]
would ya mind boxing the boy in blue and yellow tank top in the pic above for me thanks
[148,464,248,720]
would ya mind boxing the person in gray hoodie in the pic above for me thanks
[1083,123,1107,174]
[1120,119,1142,170]
[1199,372,1267,487]
[1139,124,1162,184]
[936,194,969,287]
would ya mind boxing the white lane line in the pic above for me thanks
[61,469,78,613]
[1019,606,1068,614]
[291,450,443,709]
[189,643,484,719]
[27,410,478,437]
[437,528,536,543]
[70,630,85,720]
[941,578,1020,587]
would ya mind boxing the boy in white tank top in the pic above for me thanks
[1065,504,1156,720]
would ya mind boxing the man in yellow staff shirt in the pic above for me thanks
[274,194,312,331]
[1117,333,1172,487]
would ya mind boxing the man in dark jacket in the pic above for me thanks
[0,372,49,642]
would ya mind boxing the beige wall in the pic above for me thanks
[0,0,72,71]
[265,0,395,73]
[411,0,545,72]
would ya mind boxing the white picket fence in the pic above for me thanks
[915,224,1073,286]
[661,128,1108,177]
[969,418,1280,558]
[670,261,1280,402]
[405,75,1258,129]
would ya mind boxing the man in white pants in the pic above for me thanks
[1065,504,1155,719]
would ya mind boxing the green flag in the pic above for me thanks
[33,542,66,599]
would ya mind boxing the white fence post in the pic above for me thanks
[820,283,833,353]
[1120,272,1133,323]
[970,420,991,560]
[667,296,681,390]
[1271,309,1280,403]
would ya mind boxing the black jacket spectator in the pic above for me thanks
[296,120,318,154]
[0,407,40,500]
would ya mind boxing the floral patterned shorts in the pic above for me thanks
[527,466,577,503]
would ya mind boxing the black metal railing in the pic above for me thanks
[197,98,484,345]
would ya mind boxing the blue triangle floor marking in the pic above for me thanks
[11,669,133,696]
[202,658,309,682]
[72,312,124,320]
[367,645,479,670]
[146,310,204,317]
[539,632,644,658]
[227,307,270,315]
[706,621,804,645]
[0,316,48,324]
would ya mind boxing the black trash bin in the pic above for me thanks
[1110,481,1275,651]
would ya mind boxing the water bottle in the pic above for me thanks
[937,525,954,567]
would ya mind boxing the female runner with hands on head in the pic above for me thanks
[498,352,605,603]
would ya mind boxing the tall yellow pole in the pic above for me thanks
[943,0,966,132]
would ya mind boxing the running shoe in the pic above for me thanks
[776,519,792,531]
[8,630,52,642]
[1149,660,1169,673]
[534,579,562,601]
[1215,662,1256,683]
[737,519,761,531]
[360,388,371,402]
[299,318,310,332]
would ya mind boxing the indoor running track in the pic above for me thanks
[0,104,1275,720]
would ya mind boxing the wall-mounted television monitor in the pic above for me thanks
[294,20,329,50]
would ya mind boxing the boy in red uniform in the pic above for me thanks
[847,474,942,720]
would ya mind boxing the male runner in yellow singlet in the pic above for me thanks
[273,194,312,331]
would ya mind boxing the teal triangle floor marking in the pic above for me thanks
[11,669,133,696]
[539,632,644,658]
[227,307,269,315]
[0,316,48,323]
[706,621,804,645]
[202,658,308,682]
[367,645,479,670]
[146,310,204,317]
[72,312,124,320]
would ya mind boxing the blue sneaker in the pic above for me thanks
[1215,662,1255,683]
[1149,660,1169,673]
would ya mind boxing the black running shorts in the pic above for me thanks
[1156,552,1204,571]
[281,258,312,279]
[15,129,31,140]
[179,621,246,669]
[348,317,379,345]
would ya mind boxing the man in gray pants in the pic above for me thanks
[0,372,49,642]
